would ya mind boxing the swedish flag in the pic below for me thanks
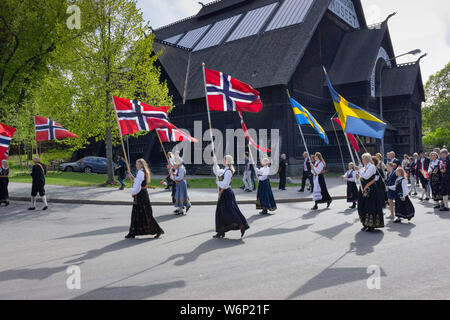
[290,98,329,144]
[325,72,386,139]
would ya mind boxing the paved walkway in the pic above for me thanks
[8,177,347,206]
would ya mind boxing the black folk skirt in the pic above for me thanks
[358,179,384,229]
[0,178,8,202]
[256,179,277,211]
[129,189,164,236]
[216,188,249,234]
[347,181,358,203]
[395,195,415,220]
[430,172,443,201]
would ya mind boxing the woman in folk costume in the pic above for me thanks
[255,157,277,215]
[125,159,164,239]
[439,149,450,212]
[0,160,10,207]
[428,152,443,210]
[311,152,332,210]
[343,162,358,209]
[372,156,387,213]
[389,167,415,223]
[385,162,397,219]
[213,155,249,238]
[375,153,388,204]
[173,158,191,215]
[356,153,384,232]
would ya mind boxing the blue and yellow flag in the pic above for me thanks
[325,72,386,139]
[290,98,329,144]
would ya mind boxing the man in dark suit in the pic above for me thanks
[278,154,288,190]
[409,153,419,195]
[387,151,401,168]
[299,152,313,193]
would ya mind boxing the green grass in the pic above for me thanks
[9,170,299,189]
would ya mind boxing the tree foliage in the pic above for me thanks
[423,61,450,148]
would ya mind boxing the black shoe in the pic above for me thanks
[213,233,225,238]
[361,227,368,231]
[298,189,305,192]
[433,205,441,209]
[259,210,268,215]
[393,219,402,223]
[366,227,375,232]
[4,201,9,207]
[311,204,318,210]
[327,200,332,208]
[125,234,135,239]
[185,206,191,214]
[413,193,417,196]
[425,198,430,201]
[350,204,356,209]
[42,206,48,211]
[28,207,36,211]
[239,186,245,190]
[154,233,162,239]
[240,228,246,238]
[440,207,450,212]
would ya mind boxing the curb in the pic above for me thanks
[9,196,347,206]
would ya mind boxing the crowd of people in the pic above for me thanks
[1,146,448,240]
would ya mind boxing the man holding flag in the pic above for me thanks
[0,123,16,206]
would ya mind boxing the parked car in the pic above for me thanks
[59,157,117,174]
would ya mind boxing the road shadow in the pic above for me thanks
[286,266,386,299]
[0,205,51,223]
[158,238,244,267]
[0,264,81,282]
[247,223,313,238]
[434,210,450,220]
[54,226,128,240]
[386,221,416,237]
[349,230,384,256]
[246,214,273,224]
[72,280,186,300]
[65,239,152,264]
[314,222,353,240]
[337,208,357,215]
[301,208,328,220]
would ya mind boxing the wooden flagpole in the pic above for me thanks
[111,95,133,179]
[202,62,220,192]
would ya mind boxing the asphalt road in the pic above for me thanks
[0,197,449,300]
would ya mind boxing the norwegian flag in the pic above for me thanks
[238,112,271,153]
[204,67,263,113]
[156,127,199,143]
[332,118,360,152]
[0,123,16,161]
[35,116,78,142]
[113,96,175,135]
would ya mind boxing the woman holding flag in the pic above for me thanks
[356,153,384,232]
[311,152,332,210]
[0,160,10,207]
[125,159,164,239]
[255,157,277,215]
[212,155,249,238]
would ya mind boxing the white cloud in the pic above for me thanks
[137,0,450,82]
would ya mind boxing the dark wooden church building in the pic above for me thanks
[116,0,425,173]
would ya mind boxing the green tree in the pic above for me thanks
[423,61,450,148]
[32,0,172,184]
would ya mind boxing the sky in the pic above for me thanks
[136,0,450,83]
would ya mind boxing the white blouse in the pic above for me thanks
[358,163,377,180]
[132,169,145,196]
[312,161,324,176]
[213,164,232,189]
[255,165,270,181]
[428,159,440,174]
[344,170,356,182]
[175,165,186,182]
[389,178,409,198]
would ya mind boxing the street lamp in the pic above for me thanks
[379,49,422,159]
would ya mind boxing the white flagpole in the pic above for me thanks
[287,90,312,165]
[202,62,220,192]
